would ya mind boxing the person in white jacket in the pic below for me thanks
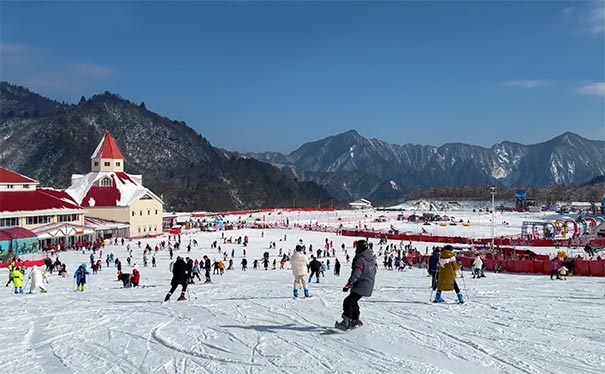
[291,245,310,298]
[29,265,47,293]
[472,255,483,279]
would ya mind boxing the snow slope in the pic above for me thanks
[0,226,603,374]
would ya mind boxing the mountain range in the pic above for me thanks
[242,129,605,202]
[1,81,603,210]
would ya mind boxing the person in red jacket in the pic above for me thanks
[131,265,141,287]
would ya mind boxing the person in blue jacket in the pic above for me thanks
[428,248,440,291]
[74,263,89,291]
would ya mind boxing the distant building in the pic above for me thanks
[0,166,90,251]
[65,131,164,238]
[349,198,372,209]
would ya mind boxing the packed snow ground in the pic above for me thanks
[1,212,604,374]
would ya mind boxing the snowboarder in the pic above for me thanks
[291,245,310,298]
[28,265,47,294]
[336,240,377,330]
[434,245,464,304]
[74,264,89,292]
[164,256,188,301]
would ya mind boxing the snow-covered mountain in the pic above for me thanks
[245,130,605,202]
[0,82,333,211]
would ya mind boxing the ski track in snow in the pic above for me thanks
[1,225,604,374]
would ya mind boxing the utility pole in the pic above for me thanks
[489,185,496,250]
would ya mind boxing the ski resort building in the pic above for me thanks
[349,198,372,209]
[65,131,164,238]
[0,167,91,252]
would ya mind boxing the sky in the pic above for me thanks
[1,1,604,153]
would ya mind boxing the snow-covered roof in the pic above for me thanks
[65,171,163,208]
[0,188,84,214]
[91,131,125,160]
[350,199,372,206]
[0,166,38,184]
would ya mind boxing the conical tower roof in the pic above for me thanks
[91,131,124,160]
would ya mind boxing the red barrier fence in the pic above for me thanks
[0,259,46,269]
[341,230,605,248]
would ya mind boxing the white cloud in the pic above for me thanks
[574,82,605,96]
[0,42,31,53]
[75,63,113,79]
[577,1,605,34]
[562,7,575,15]
[503,80,549,89]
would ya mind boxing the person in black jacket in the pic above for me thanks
[308,256,322,283]
[428,248,440,291]
[164,256,188,301]
[336,240,377,330]
[203,255,212,283]
[334,258,341,276]
[186,257,194,284]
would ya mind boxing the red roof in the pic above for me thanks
[0,189,83,213]
[91,131,125,160]
[0,167,37,184]
[0,227,37,241]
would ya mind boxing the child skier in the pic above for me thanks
[291,245,310,298]
[74,264,89,292]
[336,240,377,330]
[12,266,24,294]
[434,245,464,304]
[428,248,440,290]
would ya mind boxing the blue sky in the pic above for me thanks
[1,1,604,152]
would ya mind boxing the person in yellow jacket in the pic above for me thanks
[434,245,464,304]
[12,267,24,294]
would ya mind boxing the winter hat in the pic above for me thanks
[295,245,303,251]
[82,263,87,268]
[441,245,454,252]
[356,240,368,251]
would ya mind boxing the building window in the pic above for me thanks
[6,185,13,189]
[100,178,112,187]
[22,184,30,189]
[155,209,158,215]
[116,162,121,167]
[147,210,150,215]
[104,162,110,167]
[131,211,135,217]
[94,161,99,167]
[139,211,143,216]
[58,214,78,222]
[138,227,141,233]
[0,217,18,227]
[140,195,152,200]
[143,227,147,232]
[26,215,51,225]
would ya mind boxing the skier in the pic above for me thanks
[74,264,89,292]
[164,256,188,301]
[12,266,24,294]
[291,245,310,298]
[428,248,440,290]
[241,258,248,271]
[434,245,464,304]
[203,255,212,283]
[334,258,341,276]
[308,256,321,283]
[28,265,47,294]
[336,240,377,330]
[5,260,15,287]
[472,255,483,279]
[192,262,202,282]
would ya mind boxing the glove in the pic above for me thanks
[342,284,351,292]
